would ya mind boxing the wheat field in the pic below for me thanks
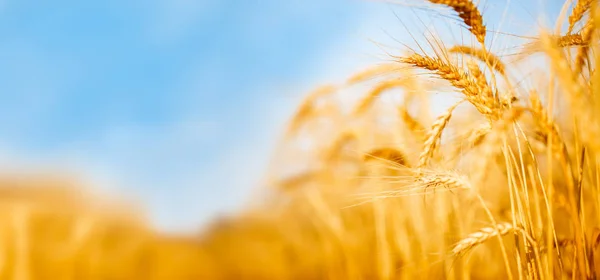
[1,0,600,279]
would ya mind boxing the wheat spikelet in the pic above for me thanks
[568,0,594,34]
[466,60,494,100]
[418,100,464,168]
[529,91,566,157]
[470,107,525,184]
[364,147,408,167]
[346,63,404,85]
[540,31,595,152]
[469,122,492,147]
[452,222,515,256]
[287,85,337,136]
[354,79,410,115]
[351,170,470,201]
[523,33,588,55]
[557,33,587,47]
[575,18,595,73]
[400,54,495,116]
[278,171,319,191]
[324,132,359,163]
[428,0,486,44]
[482,106,524,148]
[541,31,586,114]
[450,45,506,75]
[580,16,595,38]
[529,93,551,132]
[417,172,471,191]
[448,122,491,162]
[399,108,427,142]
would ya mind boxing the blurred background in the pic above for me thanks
[0,0,562,233]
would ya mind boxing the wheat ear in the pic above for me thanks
[418,100,464,168]
[323,132,359,163]
[354,79,410,115]
[575,18,595,73]
[568,0,593,34]
[364,147,408,167]
[450,45,506,75]
[466,60,494,100]
[557,33,587,46]
[346,63,403,85]
[400,54,495,116]
[452,222,514,256]
[399,108,427,142]
[529,91,566,158]
[417,172,471,191]
[428,0,486,44]
[287,85,337,136]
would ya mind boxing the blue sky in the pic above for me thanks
[0,0,563,232]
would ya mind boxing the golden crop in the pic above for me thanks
[2,1,600,279]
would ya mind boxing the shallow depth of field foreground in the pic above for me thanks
[3,0,600,279]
